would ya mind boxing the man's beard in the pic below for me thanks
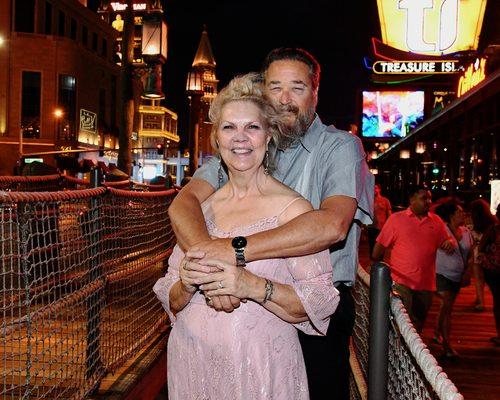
[277,104,315,149]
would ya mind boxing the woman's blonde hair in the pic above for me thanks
[208,72,285,174]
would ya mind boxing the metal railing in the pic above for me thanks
[350,263,464,400]
[0,186,176,399]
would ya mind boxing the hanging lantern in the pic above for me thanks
[141,14,167,60]
[399,149,410,159]
[186,70,203,93]
[142,63,165,99]
[415,142,426,154]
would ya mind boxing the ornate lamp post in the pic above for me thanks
[186,70,204,175]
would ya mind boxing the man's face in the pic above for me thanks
[410,190,432,216]
[264,60,317,136]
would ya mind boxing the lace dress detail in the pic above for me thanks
[153,212,339,400]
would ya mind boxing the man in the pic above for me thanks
[368,184,392,256]
[372,185,453,332]
[169,48,374,399]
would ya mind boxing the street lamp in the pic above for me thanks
[0,36,5,46]
[54,108,63,141]
[186,69,204,175]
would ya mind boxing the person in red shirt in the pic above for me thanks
[372,185,453,332]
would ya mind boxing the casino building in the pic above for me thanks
[362,0,500,206]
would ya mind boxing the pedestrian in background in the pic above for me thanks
[368,183,392,257]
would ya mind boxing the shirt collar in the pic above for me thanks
[279,114,322,153]
[405,207,430,220]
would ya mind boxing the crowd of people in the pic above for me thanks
[152,46,498,399]
[372,190,499,359]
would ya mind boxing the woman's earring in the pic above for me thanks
[264,150,269,175]
[218,156,224,188]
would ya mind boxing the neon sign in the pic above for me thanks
[377,0,487,55]
[457,58,486,98]
[110,2,147,11]
[373,60,459,74]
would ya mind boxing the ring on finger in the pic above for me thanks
[218,280,224,289]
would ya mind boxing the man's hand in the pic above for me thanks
[440,239,455,255]
[185,248,241,312]
[189,238,234,265]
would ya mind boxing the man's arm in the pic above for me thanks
[192,195,357,263]
[168,178,215,251]
[371,242,386,261]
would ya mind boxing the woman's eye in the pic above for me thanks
[221,125,233,130]
[248,124,261,130]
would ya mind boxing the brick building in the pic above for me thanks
[0,0,120,175]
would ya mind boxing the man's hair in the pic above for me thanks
[208,72,289,173]
[261,47,321,91]
[407,184,429,199]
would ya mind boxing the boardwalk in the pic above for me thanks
[359,237,500,400]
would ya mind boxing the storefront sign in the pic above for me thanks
[79,109,97,133]
[373,60,459,74]
[377,0,487,55]
[457,58,486,98]
[110,2,147,11]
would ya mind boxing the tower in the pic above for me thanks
[189,27,218,158]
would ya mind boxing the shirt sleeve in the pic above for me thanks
[436,218,450,246]
[376,215,396,247]
[152,244,185,324]
[285,250,340,335]
[192,155,228,189]
[320,133,374,225]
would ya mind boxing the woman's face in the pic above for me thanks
[451,205,465,226]
[216,100,270,174]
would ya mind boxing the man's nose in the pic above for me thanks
[279,90,291,105]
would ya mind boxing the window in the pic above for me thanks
[82,25,88,46]
[21,72,41,139]
[44,1,53,35]
[14,0,35,33]
[110,75,116,128]
[99,88,106,124]
[70,18,77,40]
[58,75,76,141]
[101,38,108,58]
[58,10,65,36]
[92,32,98,51]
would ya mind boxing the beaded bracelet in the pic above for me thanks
[262,279,274,304]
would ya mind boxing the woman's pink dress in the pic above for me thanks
[154,211,339,400]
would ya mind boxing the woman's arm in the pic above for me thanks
[196,260,308,323]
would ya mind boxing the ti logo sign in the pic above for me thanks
[377,0,487,55]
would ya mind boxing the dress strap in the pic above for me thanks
[277,197,304,218]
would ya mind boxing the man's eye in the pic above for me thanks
[293,87,305,92]
[269,87,281,92]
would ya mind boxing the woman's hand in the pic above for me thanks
[195,259,264,301]
[179,255,214,294]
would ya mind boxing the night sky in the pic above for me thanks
[88,0,381,139]
[160,0,381,135]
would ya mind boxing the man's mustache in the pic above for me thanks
[277,104,299,115]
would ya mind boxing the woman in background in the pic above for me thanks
[433,200,474,359]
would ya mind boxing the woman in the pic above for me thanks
[470,199,498,311]
[153,73,339,400]
[478,203,500,345]
[433,201,474,359]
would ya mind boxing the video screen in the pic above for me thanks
[361,91,425,138]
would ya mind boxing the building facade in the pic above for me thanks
[0,0,121,175]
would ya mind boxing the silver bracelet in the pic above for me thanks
[262,279,274,304]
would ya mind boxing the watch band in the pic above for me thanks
[235,249,246,267]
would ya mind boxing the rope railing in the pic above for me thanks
[0,186,176,399]
[0,174,175,192]
[350,265,464,400]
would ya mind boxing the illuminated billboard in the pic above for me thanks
[361,91,425,138]
[377,0,487,56]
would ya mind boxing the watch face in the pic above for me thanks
[232,236,247,249]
